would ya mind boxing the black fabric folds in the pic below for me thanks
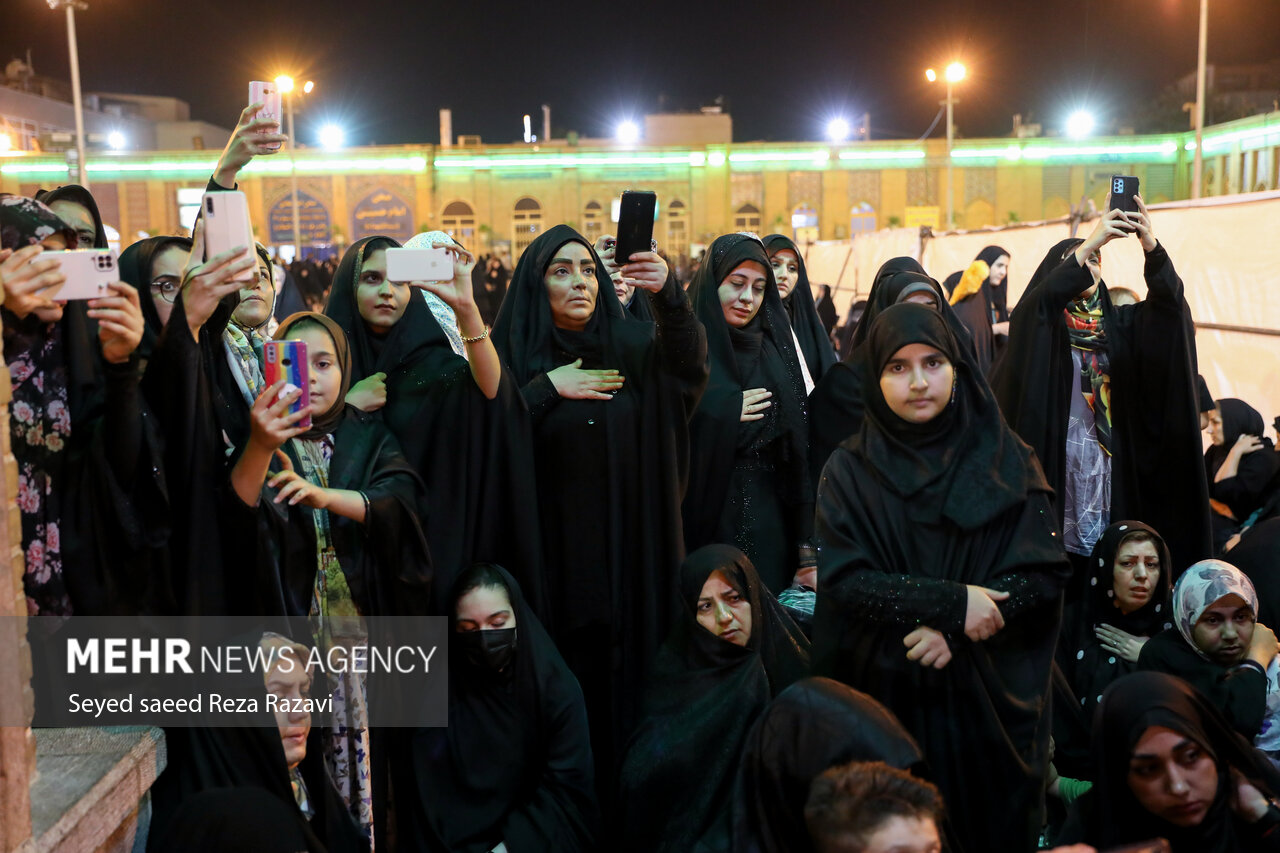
[684,233,811,593]
[396,565,598,852]
[619,545,810,853]
[324,236,547,615]
[1079,671,1280,853]
[118,235,192,362]
[763,234,836,382]
[729,677,925,853]
[990,238,1211,574]
[1206,399,1280,524]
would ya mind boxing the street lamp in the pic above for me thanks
[274,75,315,262]
[926,61,966,228]
[1066,110,1096,139]
[318,124,344,150]
[615,120,640,144]
[1192,0,1208,199]
[826,118,851,142]
[47,0,89,188]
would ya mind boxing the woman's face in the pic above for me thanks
[1206,408,1224,446]
[878,343,954,424]
[356,248,411,332]
[1127,725,1218,828]
[232,259,274,329]
[47,199,96,249]
[988,255,1010,286]
[263,648,311,770]
[1191,593,1255,665]
[901,289,939,309]
[285,324,343,419]
[454,585,517,632]
[769,249,799,299]
[148,244,188,328]
[695,569,752,647]
[1112,537,1161,615]
[717,260,768,328]
[1083,247,1102,293]
[543,242,598,332]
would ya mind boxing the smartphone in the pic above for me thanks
[263,340,311,430]
[1101,839,1170,853]
[202,191,256,282]
[248,81,283,152]
[1109,175,1140,231]
[384,247,454,284]
[615,190,658,264]
[41,249,119,300]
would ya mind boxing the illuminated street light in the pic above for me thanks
[616,120,640,144]
[1066,110,1096,139]
[274,75,295,94]
[826,118,851,142]
[925,68,937,83]
[107,131,125,149]
[945,62,967,83]
[927,61,967,228]
[318,124,345,150]
[273,75,315,260]
[303,80,315,95]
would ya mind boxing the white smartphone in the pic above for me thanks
[384,247,454,284]
[248,81,283,152]
[202,191,256,282]
[41,250,119,300]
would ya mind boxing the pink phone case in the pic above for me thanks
[248,81,283,152]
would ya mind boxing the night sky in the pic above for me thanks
[4,0,1279,147]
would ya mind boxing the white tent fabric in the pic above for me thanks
[806,190,1280,424]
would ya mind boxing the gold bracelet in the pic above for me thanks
[461,329,488,344]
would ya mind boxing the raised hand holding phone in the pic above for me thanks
[181,218,258,341]
[0,245,65,319]
[87,281,145,364]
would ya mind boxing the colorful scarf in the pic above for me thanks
[1065,289,1112,455]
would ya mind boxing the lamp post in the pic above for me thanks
[926,62,966,229]
[47,0,89,189]
[275,76,314,262]
[1192,0,1208,199]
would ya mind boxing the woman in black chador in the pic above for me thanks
[684,233,811,593]
[806,256,975,492]
[763,234,835,384]
[942,244,1010,377]
[395,563,598,852]
[490,224,708,798]
[813,302,1070,853]
[323,234,547,614]
[618,544,809,852]
[990,201,1210,581]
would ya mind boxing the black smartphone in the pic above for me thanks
[615,190,658,264]
[1109,175,1140,230]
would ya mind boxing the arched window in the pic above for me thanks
[512,197,543,257]
[441,200,476,243]
[791,203,819,244]
[849,202,877,236]
[666,199,689,258]
[582,200,604,242]
[733,203,761,232]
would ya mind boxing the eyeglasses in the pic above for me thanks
[149,275,181,303]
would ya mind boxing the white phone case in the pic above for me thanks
[202,191,256,282]
[384,248,454,284]
[248,81,283,152]
[43,250,119,300]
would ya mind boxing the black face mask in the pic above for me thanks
[458,627,517,673]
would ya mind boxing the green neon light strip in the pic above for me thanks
[1,156,428,176]
[727,151,829,163]
[838,150,926,161]
[952,141,1178,162]
[433,153,696,169]
[1201,123,1280,153]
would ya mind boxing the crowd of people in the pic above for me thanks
[3,102,1280,853]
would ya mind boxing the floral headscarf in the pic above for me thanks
[0,194,77,251]
[1172,559,1259,660]
[403,230,465,355]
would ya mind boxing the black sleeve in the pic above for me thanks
[987,491,1074,623]
[522,372,562,421]
[206,176,236,192]
[100,355,144,489]
[1212,453,1279,513]
[1219,665,1268,739]
[1140,242,1184,312]
[648,273,709,418]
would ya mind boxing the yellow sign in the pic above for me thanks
[903,206,940,229]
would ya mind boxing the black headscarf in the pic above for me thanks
[396,564,598,852]
[973,244,1011,322]
[118,235,193,360]
[856,302,1046,528]
[943,245,1007,377]
[1068,521,1174,718]
[807,257,978,492]
[619,545,810,852]
[763,234,836,382]
[272,312,353,440]
[683,234,811,569]
[1088,671,1280,852]
[1207,398,1278,485]
[991,237,1212,574]
[729,677,925,853]
[1197,375,1216,415]
[324,237,547,614]
[35,184,107,249]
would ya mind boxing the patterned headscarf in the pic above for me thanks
[1065,286,1112,455]
[0,195,77,251]
[1172,559,1258,660]
[403,230,466,355]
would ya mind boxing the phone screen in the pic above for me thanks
[615,191,658,263]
